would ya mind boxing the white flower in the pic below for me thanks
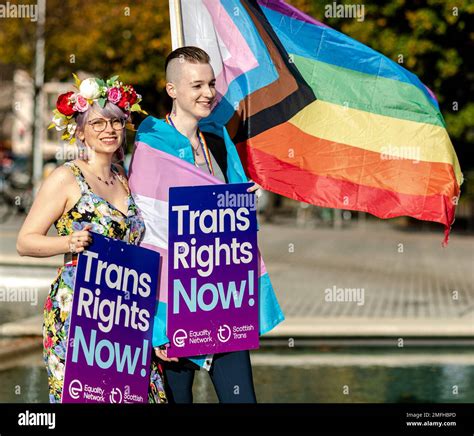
[78,180,89,194]
[77,197,95,214]
[79,78,101,99]
[91,222,105,234]
[48,353,65,380]
[99,216,110,227]
[52,114,68,131]
[56,287,73,313]
[67,122,77,136]
[97,203,112,216]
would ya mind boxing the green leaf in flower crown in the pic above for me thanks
[72,73,81,88]
[107,75,119,86]
[95,78,106,87]
[131,103,148,115]
[98,97,106,108]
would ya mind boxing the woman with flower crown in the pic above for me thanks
[16,75,167,403]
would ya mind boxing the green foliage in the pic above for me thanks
[0,0,172,127]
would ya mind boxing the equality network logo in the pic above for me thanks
[173,329,188,347]
[173,325,232,346]
[68,379,83,399]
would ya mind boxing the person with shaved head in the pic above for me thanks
[128,46,284,404]
[162,47,229,182]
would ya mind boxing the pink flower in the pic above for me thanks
[107,87,122,104]
[45,296,52,311]
[44,336,54,349]
[73,94,89,112]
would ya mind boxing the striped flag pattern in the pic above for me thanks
[175,0,462,243]
[128,117,284,367]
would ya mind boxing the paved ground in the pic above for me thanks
[259,218,474,336]
[1,214,473,337]
[260,220,474,317]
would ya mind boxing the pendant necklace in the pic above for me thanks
[97,173,116,185]
[87,162,116,185]
[165,113,214,175]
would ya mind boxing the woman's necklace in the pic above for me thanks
[86,162,116,186]
[165,113,214,175]
[97,173,116,186]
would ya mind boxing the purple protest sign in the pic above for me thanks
[167,183,259,357]
[62,234,159,403]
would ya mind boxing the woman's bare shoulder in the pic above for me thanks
[112,163,127,178]
[42,163,76,189]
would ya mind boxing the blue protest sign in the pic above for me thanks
[167,182,259,357]
[62,233,159,403]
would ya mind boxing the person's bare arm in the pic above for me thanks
[16,166,91,257]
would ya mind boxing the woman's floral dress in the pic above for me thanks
[43,161,167,404]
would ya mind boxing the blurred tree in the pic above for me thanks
[0,0,172,125]
[0,0,471,169]
[304,0,473,170]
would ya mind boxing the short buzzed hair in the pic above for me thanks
[165,46,211,82]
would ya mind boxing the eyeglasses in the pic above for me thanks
[88,118,126,132]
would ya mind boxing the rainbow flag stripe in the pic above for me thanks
[177,0,462,242]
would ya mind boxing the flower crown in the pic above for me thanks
[48,74,147,144]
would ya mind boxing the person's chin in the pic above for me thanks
[194,104,213,118]
[95,139,120,154]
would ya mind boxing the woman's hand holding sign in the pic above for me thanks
[68,224,93,253]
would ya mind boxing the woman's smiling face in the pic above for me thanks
[77,108,125,157]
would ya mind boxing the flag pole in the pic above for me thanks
[169,0,184,49]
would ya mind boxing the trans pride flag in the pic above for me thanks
[174,0,463,243]
[128,117,284,368]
